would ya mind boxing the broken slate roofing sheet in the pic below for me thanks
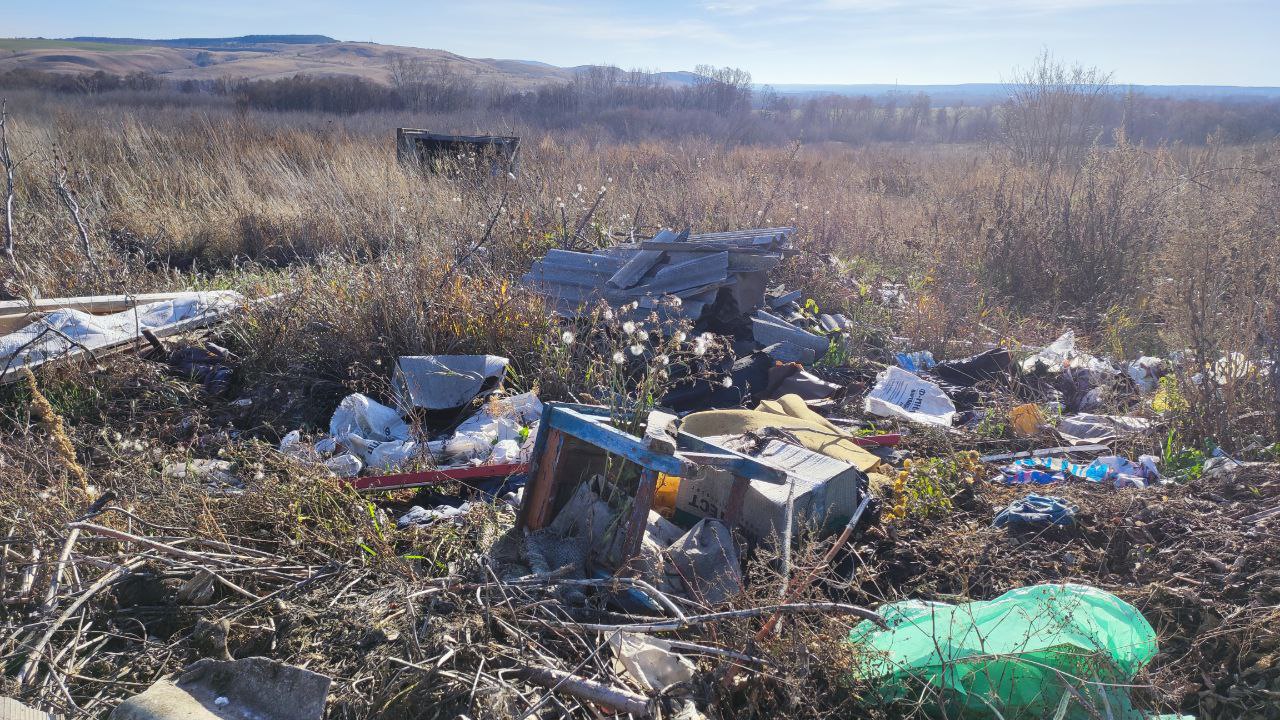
[523,227,794,320]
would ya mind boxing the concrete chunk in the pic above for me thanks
[111,657,330,720]
[0,698,60,720]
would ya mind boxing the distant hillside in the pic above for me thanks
[0,37,705,90]
[3,36,1279,102]
[67,35,337,49]
[0,37,572,87]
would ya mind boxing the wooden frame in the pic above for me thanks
[518,403,787,567]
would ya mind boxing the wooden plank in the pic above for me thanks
[0,312,39,334]
[519,428,565,531]
[619,468,660,567]
[0,292,188,314]
[545,406,692,477]
[0,298,251,385]
[676,431,788,484]
[643,410,678,454]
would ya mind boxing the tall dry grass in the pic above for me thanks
[0,93,1276,447]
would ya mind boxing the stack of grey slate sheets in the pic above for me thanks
[523,227,794,323]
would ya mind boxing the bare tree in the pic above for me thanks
[52,148,99,274]
[389,54,431,110]
[0,99,20,277]
[1001,51,1113,171]
[691,65,753,115]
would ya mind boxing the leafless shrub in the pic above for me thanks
[1001,51,1113,173]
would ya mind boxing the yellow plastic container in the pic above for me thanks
[653,473,681,518]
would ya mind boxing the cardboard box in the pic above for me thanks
[674,439,866,543]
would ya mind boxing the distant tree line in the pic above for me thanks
[3,61,1279,147]
[0,68,162,94]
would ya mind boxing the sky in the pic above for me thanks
[5,0,1278,86]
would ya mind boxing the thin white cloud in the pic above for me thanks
[710,0,1184,14]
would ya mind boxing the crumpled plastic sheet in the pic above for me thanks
[1021,330,1119,377]
[0,291,244,371]
[993,494,1078,528]
[848,584,1160,719]
[1003,454,1161,488]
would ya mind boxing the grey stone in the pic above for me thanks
[110,657,330,720]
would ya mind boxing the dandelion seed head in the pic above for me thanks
[561,330,575,345]
[720,376,734,388]
[622,321,636,334]
[629,344,644,356]
[612,351,626,364]
[673,331,687,343]
[655,354,669,366]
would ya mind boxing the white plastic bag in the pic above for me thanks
[368,440,420,470]
[863,366,956,427]
[1022,331,1118,376]
[324,454,363,477]
[1126,357,1163,393]
[329,393,410,442]
[314,437,338,457]
[507,392,544,424]
[608,632,695,693]
[490,439,522,464]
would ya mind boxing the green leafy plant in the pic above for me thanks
[1161,429,1207,481]
[885,452,981,521]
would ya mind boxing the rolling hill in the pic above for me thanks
[2,36,1278,102]
[0,36,576,88]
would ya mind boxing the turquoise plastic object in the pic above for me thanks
[848,584,1159,719]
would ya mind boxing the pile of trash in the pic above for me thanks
[280,355,542,479]
[6,229,1277,720]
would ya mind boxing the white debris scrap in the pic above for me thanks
[0,291,244,374]
[1021,330,1119,376]
[863,365,957,427]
